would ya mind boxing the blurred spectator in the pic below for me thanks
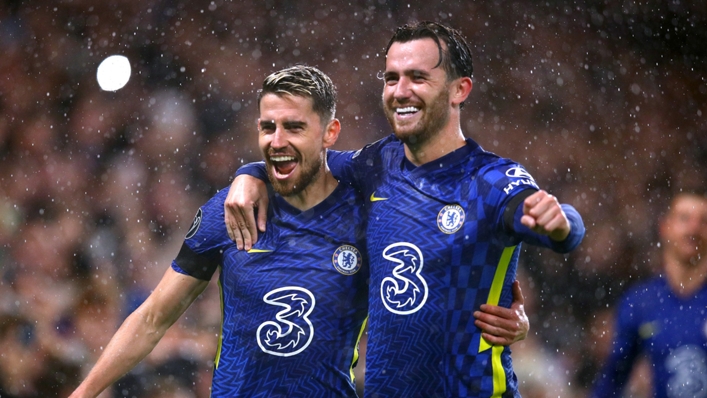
[591,191,707,397]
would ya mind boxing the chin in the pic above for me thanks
[394,128,428,147]
[271,182,297,197]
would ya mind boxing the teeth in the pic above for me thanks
[396,106,419,114]
[270,156,296,162]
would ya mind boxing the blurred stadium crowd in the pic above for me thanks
[0,1,705,397]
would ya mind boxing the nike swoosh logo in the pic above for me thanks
[370,192,388,202]
[247,249,273,253]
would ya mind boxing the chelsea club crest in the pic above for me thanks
[437,204,465,234]
[332,245,362,275]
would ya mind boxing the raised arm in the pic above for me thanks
[69,268,209,398]
[507,189,585,253]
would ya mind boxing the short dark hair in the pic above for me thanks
[258,65,337,123]
[386,21,474,81]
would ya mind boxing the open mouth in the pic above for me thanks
[395,106,421,119]
[269,155,298,178]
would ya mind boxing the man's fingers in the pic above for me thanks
[534,210,570,241]
[481,332,510,346]
[478,304,511,319]
[520,214,536,230]
[225,205,244,249]
[521,192,570,239]
[539,214,563,234]
[227,204,255,251]
[233,214,250,251]
[476,318,513,344]
[225,211,236,241]
[474,309,514,330]
[232,229,244,251]
[238,208,257,251]
[475,318,503,336]
[523,191,557,217]
[533,203,563,228]
[523,190,547,212]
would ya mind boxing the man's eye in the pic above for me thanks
[384,75,398,84]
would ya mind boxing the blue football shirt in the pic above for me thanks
[592,277,707,398]
[327,135,584,397]
[172,183,369,398]
[236,135,585,397]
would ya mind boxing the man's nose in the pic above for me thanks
[270,127,287,149]
[394,77,412,100]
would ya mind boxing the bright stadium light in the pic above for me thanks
[96,55,131,91]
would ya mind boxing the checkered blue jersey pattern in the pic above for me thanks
[172,184,368,398]
[328,135,583,398]
[591,277,707,398]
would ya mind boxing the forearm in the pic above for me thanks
[71,269,207,398]
[71,306,172,398]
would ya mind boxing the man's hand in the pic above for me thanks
[473,281,529,346]
[224,175,269,250]
[521,190,571,241]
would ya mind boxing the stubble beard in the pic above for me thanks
[384,89,451,151]
[266,154,323,198]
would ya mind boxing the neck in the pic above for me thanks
[664,254,707,297]
[283,167,338,211]
[404,122,466,166]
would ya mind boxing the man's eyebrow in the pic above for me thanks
[408,69,430,78]
[283,121,306,129]
[383,69,430,79]
[259,120,275,128]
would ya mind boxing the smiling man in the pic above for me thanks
[69,65,369,398]
[226,21,585,397]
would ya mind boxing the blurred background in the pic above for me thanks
[0,0,705,397]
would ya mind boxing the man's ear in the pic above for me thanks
[323,118,341,149]
[451,77,472,107]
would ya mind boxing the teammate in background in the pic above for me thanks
[591,191,707,398]
[70,66,369,397]
[225,21,585,396]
